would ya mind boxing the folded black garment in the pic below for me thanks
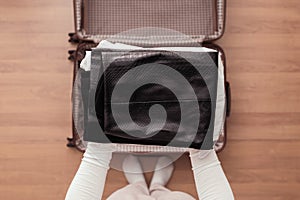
[84,49,218,149]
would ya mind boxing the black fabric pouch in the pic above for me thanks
[84,49,218,149]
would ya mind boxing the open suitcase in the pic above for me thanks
[67,0,231,152]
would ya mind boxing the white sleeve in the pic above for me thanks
[65,143,117,200]
[189,150,235,200]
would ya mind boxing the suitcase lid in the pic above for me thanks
[77,0,226,45]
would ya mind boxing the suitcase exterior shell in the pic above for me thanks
[69,0,226,43]
[68,42,230,152]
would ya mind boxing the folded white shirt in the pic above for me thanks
[80,40,217,71]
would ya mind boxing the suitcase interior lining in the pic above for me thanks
[80,0,224,42]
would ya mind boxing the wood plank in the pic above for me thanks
[0,0,300,199]
[227,113,300,140]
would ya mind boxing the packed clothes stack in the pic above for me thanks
[67,0,231,152]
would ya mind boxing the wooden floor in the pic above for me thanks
[0,0,299,199]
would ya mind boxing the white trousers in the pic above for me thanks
[65,143,234,200]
